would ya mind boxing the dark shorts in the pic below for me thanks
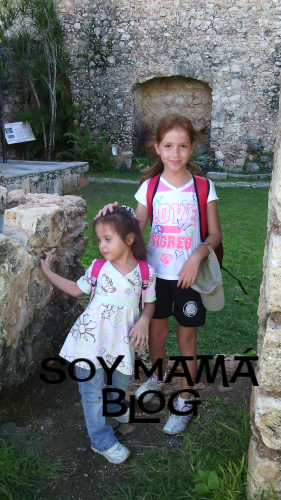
[153,278,206,328]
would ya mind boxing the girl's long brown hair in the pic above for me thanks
[139,115,204,187]
[93,208,147,261]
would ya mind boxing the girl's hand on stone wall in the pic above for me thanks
[39,251,83,296]
[39,251,53,275]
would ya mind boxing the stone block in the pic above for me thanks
[254,389,281,450]
[266,233,281,314]
[2,205,67,252]
[63,173,79,193]
[247,163,260,173]
[0,234,34,345]
[79,175,89,188]
[235,157,246,168]
[260,314,281,396]
[271,110,281,221]
[21,177,31,193]
[247,435,281,499]
[248,140,262,152]
[0,170,6,187]
[206,172,228,180]
[215,151,224,159]
[0,186,7,206]
[6,190,26,208]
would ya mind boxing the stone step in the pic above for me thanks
[207,171,272,180]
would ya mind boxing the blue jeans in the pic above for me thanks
[75,366,131,452]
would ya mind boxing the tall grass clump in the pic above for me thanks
[0,432,65,499]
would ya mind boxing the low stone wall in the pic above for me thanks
[1,161,89,195]
[247,82,281,498]
[0,189,88,389]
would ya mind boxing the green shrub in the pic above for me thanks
[57,127,114,172]
[190,143,212,171]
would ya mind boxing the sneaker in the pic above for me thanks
[135,373,167,403]
[163,399,194,435]
[91,441,130,464]
[113,407,130,424]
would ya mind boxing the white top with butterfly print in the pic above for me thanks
[59,260,156,375]
[135,176,218,280]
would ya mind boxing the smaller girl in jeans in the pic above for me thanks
[40,208,156,464]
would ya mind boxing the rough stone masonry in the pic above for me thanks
[0,190,88,389]
[54,0,281,168]
[247,75,281,499]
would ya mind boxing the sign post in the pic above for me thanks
[4,122,35,160]
[0,48,7,163]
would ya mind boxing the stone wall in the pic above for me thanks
[56,0,281,168]
[247,79,281,498]
[2,161,89,195]
[0,189,88,389]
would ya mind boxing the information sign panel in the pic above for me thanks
[4,122,35,145]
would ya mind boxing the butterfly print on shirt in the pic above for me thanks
[106,354,125,368]
[127,270,141,289]
[96,274,117,295]
[147,273,156,286]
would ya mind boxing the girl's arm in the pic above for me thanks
[177,200,222,289]
[129,302,155,348]
[40,252,84,297]
[134,202,149,235]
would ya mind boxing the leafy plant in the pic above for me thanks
[17,80,79,159]
[0,0,71,160]
[194,470,220,497]
[190,143,212,171]
[57,127,114,172]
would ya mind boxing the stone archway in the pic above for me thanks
[133,76,212,151]
[247,79,281,498]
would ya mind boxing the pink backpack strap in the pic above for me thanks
[146,175,161,225]
[137,260,150,310]
[89,259,106,302]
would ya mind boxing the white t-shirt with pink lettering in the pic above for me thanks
[134,176,218,280]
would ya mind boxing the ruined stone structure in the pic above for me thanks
[0,190,87,389]
[54,0,281,168]
[247,82,281,498]
[1,0,280,168]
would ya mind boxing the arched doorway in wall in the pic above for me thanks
[133,76,212,152]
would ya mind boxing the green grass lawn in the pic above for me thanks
[76,183,269,357]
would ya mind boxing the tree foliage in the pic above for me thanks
[0,0,71,160]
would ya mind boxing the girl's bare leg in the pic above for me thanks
[148,317,169,378]
[176,325,197,400]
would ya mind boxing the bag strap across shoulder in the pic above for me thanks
[146,174,161,225]
[89,259,106,302]
[137,260,149,310]
[193,175,209,241]
[193,174,223,267]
